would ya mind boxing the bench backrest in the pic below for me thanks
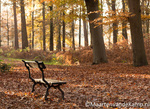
[22,60,46,83]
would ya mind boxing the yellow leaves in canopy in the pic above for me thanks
[89,9,136,27]
[40,0,56,3]
[141,15,150,20]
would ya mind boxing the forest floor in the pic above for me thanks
[0,58,150,109]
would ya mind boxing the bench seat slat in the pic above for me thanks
[34,79,66,84]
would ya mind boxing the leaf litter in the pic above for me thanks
[0,60,150,109]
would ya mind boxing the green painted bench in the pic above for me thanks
[22,60,66,100]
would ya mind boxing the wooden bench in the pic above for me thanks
[22,60,66,100]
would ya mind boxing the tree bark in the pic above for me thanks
[146,1,149,35]
[141,0,146,34]
[20,0,28,49]
[62,10,65,52]
[79,5,81,48]
[56,12,61,51]
[122,0,128,40]
[32,0,35,49]
[13,0,19,49]
[0,0,1,47]
[42,2,46,51]
[7,9,9,46]
[85,0,108,64]
[49,5,53,51]
[72,20,75,50]
[128,0,148,66]
[112,0,118,44]
[83,20,88,47]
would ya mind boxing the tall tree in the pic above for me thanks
[83,19,88,47]
[71,8,75,50]
[128,0,148,66]
[146,1,149,35]
[20,0,28,49]
[82,5,88,47]
[7,8,9,46]
[56,12,61,51]
[79,5,81,48]
[122,0,127,39]
[49,5,53,51]
[0,0,1,47]
[32,0,35,49]
[85,0,108,64]
[72,19,75,50]
[13,0,19,49]
[112,0,118,43]
[141,0,146,34]
[42,1,46,51]
[62,9,65,52]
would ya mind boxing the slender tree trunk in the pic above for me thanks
[56,12,61,51]
[146,1,149,35]
[20,0,28,49]
[72,20,75,50]
[0,0,1,47]
[141,0,146,34]
[29,33,31,49]
[13,0,19,49]
[100,0,103,41]
[112,0,118,43]
[85,0,108,64]
[32,0,35,49]
[122,0,128,40]
[42,2,46,51]
[128,0,148,66]
[79,5,81,48]
[62,10,65,52]
[106,0,111,48]
[83,20,88,46]
[83,5,89,47]
[7,9,9,46]
[49,5,53,51]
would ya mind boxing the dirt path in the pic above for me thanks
[0,59,150,108]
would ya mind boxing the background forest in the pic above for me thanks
[0,0,149,66]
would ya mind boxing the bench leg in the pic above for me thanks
[45,86,51,100]
[32,82,36,92]
[58,86,64,100]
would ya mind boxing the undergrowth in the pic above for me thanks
[1,38,150,65]
[0,60,11,73]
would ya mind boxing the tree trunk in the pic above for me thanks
[56,12,61,51]
[7,9,9,46]
[85,0,108,64]
[128,0,148,66]
[122,0,128,40]
[112,0,118,44]
[20,0,28,49]
[0,0,1,47]
[79,5,81,48]
[42,2,46,51]
[146,1,149,35]
[49,5,53,51]
[83,20,88,47]
[13,0,19,49]
[62,10,65,52]
[72,20,75,50]
[32,0,35,49]
[83,5,89,47]
[141,0,146,34]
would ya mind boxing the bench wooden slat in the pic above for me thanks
[34,79,66,84]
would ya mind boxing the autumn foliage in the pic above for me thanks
[2,38,150,65]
